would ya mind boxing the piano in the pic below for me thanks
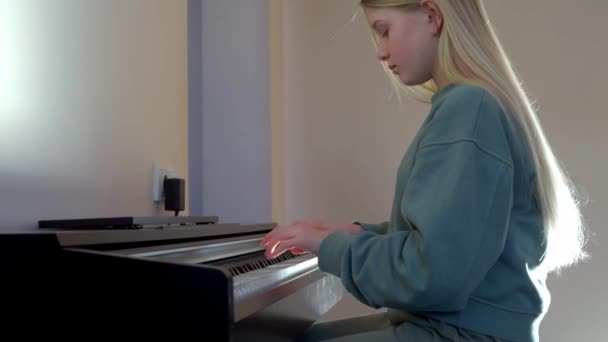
[0,218,343,341]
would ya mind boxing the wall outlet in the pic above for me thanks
[152,163,176,202]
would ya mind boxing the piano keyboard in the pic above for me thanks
[127,237,331,321]
[232,254,319,320]
[226,251,298,277]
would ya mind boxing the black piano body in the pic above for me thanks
[0,222,343,341]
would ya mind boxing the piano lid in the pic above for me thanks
[2,223,276,249]
[38,215,220,229]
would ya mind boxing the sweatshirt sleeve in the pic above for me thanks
[318,141,514,312]
[360,221,389,235]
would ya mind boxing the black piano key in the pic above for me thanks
[224,249,305,278]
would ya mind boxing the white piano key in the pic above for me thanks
[233,254,317,303]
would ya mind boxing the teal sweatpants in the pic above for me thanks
[296,310,507,342]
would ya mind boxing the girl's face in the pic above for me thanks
[365,5,441,86]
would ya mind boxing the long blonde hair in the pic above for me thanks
[361,0,587,273]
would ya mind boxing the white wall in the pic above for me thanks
[0,0,188,230]
[273,1,608,340]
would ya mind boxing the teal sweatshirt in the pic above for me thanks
[318,83,549,342]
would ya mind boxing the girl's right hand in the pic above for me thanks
[260,220,363,255]
[290,221,362,254]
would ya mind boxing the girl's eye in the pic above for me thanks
[381,30,389,38]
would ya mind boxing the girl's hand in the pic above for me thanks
[260,221,362,259]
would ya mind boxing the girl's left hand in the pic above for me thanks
[260,223,334,259]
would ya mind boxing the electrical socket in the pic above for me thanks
[152,163,176,202]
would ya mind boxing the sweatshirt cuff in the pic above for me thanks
[318,232,356,277]
[361,223,382,234]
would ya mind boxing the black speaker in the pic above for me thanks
[163,177,185,214]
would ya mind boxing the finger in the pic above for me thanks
[263,231,296,248]
[261,225,289,246]
[263,223,308,246]
[262,224,306,253]
[265,235,295,256]
[266,239,296,259]
[290,247,307,255]
[261,233,272,246]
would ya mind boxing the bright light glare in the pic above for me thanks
[0,0,28,124]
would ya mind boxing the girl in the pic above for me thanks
[261,1,587,341]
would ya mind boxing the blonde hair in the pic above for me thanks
[361,0,588,273]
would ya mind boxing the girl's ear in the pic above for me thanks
[420,0,444,36]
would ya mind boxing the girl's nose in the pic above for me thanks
[377,46,390,61]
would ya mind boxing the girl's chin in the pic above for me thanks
[400,75,434,87]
